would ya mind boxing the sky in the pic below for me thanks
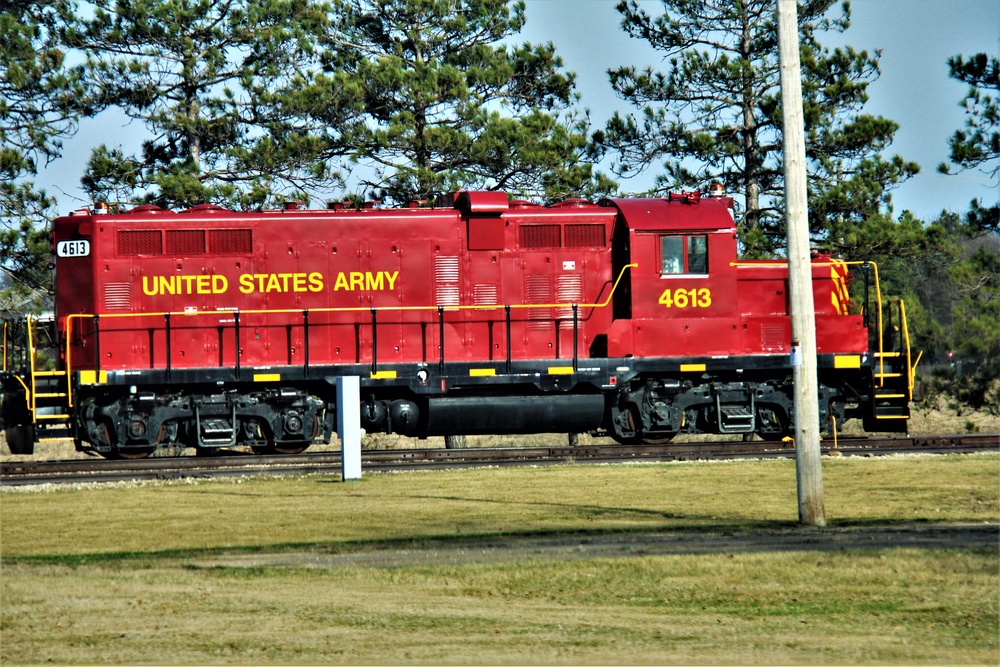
[36,0,1000,222]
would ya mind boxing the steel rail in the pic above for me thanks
[2,433,997,487]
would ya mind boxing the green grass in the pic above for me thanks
[2,454,998,665]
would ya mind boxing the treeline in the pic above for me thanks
[1,0,997,410]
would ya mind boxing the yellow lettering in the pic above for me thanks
[161,276,177,295]
[366,272,384,290]
[350,272,364,290]
[308,272,323,292]
[213,275,228,293]
[142,276,157,296]
[293,274,306,292]
[196,275,210,294]
[334,272,349,290]
[239,274,254,293]
[385,271,398,290]
[264,274,280,292]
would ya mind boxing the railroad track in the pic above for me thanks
[2,433,997,487]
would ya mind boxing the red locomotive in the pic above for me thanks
[1,189,916,457]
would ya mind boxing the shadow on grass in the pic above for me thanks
[5,520,996,569]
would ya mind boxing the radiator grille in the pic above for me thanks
[519,224,561,248]
[165,229,205,255]
[564,224,605,247]
[208,229,252,254]
[117,230,161,256]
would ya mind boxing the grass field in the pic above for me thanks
[2,454,998,664]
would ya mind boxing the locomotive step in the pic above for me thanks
[874,405,910,418]
[718,406,755,433]
[199,419,237,446]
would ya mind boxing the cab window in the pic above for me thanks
[661,235,708,274]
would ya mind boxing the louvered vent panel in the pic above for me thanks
[165,229,205,255]
[525,275,553,330]
[473,284,498,306]
[435,256,460,306]
[761,323,785,351]
[104,282,132,310]
[519,224,561,248]
[209,229,252,254]
[555,274,583,321]
[565,224,605,247]
[117,230,161,256]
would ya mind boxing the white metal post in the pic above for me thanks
[336,376,362,481]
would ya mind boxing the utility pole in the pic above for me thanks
[776,0,826,526]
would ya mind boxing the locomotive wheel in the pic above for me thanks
[252,442,309,455]
[4,424,35,455]
[108,446,155,460]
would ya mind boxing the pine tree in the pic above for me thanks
[938,53,999,235]
[0,0,90,308]
[68,0,356,210]
[594,0,916,257]
[323,0,613,204]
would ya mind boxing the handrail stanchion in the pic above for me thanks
[438,306,445,373]
[371,307,378,375]
[164,313,172,381]
[93,315,101,375]
[303,309,310,377]
[234,311,241,380]
[572,304,579,371]
[505,305,512,373]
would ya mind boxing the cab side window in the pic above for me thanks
[660,234,708,274]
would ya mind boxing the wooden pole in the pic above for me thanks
[776,0,826,526]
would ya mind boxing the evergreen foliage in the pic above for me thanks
[594,0,917,257]
[0,0,91,309]
[324,0,613,204]
[938,53,999,235]
[67,0,353,210]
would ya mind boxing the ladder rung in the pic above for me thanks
[874,352,902,357]
[876,394,907,399]
[35,392,69,398]
[875,414,910,420]
[875,373,902,378]
[35,413,70,420]
[33,371,68,377]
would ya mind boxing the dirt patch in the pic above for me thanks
[192,522,999,569]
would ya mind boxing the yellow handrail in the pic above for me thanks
[26,316,37,420]
[63,263,638,388]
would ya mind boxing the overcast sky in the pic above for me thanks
[37,0,1000,221]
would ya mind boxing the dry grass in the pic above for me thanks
[2,455,998,664]
[3,548,995,665]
